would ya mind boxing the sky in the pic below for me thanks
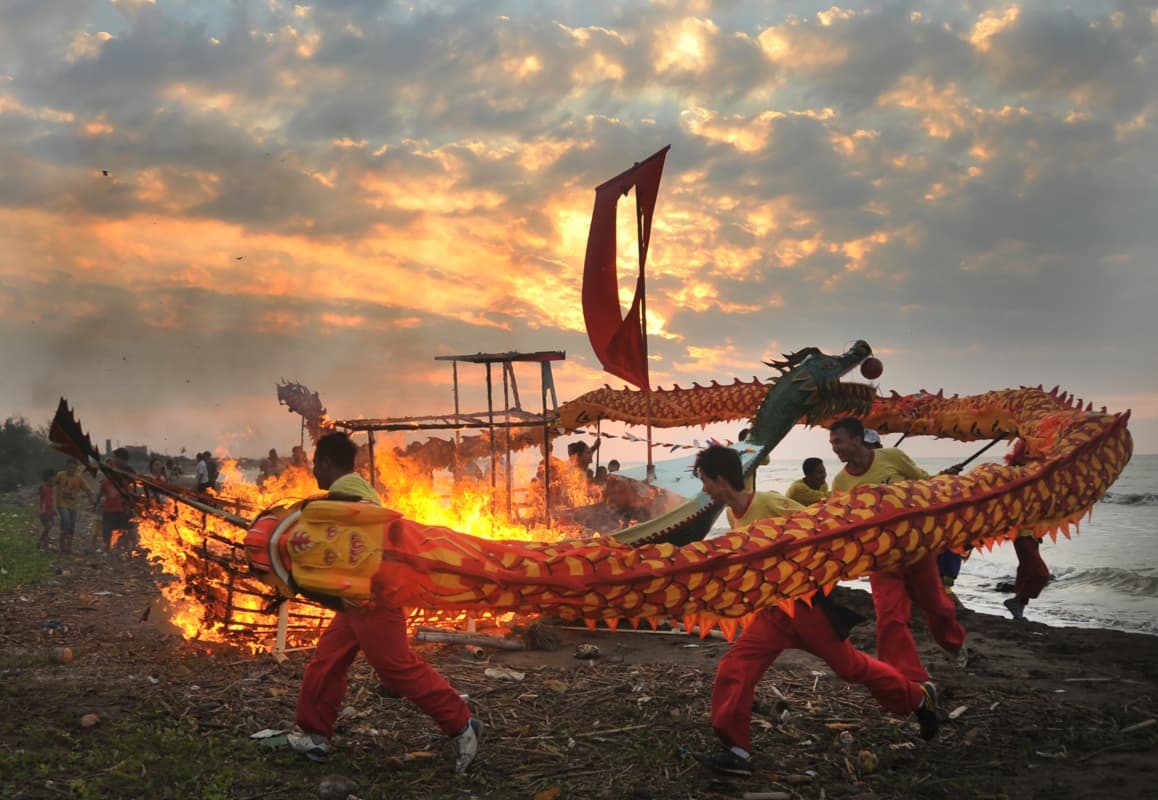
[1,0,1156,468]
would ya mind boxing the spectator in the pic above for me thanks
[206,451,220,490]
[94,448,139,552]
[54,461,94,555]
[37,469,56,550]
[259,448,283,485]
[195,452,211,492]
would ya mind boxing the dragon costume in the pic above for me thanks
[243,345,1132,638]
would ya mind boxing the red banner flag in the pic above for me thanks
[581,146,669,390]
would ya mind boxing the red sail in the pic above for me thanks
[581,146,669,390]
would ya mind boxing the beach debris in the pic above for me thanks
[414,626,526,651]
[527,621,562,651]
[318,774,357,800]
[382,750,435,768]
[250,728,289,739]
[857,749,878,773]
[825,722,859,731]
[1120,719,1156,735]
[948,705,968,720]
[484,666,525,681]
[575,643,600,659]
[838,730,855,749]
[461,645,486,661]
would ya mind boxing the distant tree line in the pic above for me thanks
[0,416,60,492]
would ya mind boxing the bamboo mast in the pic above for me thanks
[636,197,654,481]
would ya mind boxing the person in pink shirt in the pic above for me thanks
[94,448,138,552]
[37,469,56,550]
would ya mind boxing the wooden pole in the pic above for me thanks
[637,197,654,481]
[413,628,527,650]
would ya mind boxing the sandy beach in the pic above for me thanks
[2,531,1156,800]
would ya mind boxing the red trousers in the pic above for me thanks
[869,553,966,682]
[1014,537,1050,600]
[296,604,470,739]
[711,602,923,752]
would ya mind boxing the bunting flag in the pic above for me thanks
[581,146,670,390]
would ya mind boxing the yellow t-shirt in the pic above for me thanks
[55,472,91,510]
[786,479,831,507]
[328,473,382,506]
[726,491,805,530]
[832,447,929,492]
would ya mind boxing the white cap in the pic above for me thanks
[863,429,881,446]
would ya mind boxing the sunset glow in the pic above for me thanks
[0,0,1154,463]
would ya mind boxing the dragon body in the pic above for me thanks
[248,382,1132,636]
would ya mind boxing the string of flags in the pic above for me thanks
[574,428,761,456]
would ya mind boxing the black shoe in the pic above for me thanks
[1004,597,1027,621]
[694,749,752,777]
[916,682,939,741]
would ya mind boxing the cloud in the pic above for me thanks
[0,1,1154,458]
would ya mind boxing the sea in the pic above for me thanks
[622,452,1158,638]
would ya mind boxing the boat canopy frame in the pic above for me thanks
[331,350,566,522]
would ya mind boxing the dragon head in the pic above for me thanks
[613,341,877,547]
[748,340,877,446]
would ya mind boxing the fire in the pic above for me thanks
[134,441,590,651]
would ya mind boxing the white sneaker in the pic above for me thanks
[453,718,482,774]
[287,730,331,762]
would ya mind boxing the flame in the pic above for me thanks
[134,444,593,650]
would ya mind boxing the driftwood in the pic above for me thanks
[414,626,527,650]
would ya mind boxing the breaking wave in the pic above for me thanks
[1100,492,1158,506]
[1051,566,1158,598]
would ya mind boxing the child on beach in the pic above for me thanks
[55,461,94,554]
[37,469,56,550]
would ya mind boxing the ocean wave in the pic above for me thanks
[1051,566,1158,598]
[1100,492,1158,506]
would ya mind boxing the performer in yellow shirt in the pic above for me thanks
[829,417,967,682]
[269,432,481,773]
[785,457,830,506]
[830,443,929,492]
[692,444,938,776]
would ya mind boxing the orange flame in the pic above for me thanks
[135,444,589,649]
